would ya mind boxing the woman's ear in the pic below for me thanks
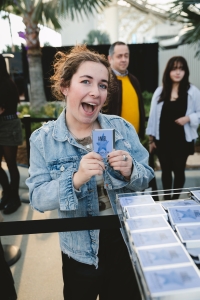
[61,87,68,96]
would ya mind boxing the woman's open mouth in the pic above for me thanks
[81,102,97,113]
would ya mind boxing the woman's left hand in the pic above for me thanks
[107,150,133,181]
[175,116,190,126]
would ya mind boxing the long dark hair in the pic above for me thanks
[0,54,10,83]
[158,56,190,103]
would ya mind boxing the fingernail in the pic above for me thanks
[107,155,110,158]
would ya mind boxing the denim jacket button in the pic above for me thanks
[60,165,65,171]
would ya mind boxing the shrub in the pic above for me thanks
[142,91,153,117]
[17,102,64,140]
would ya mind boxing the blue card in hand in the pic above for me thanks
[92,129,115,158]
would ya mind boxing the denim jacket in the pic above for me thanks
[26,110,154,267]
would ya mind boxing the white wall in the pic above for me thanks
[59,13,97,46]
[159,44,200,90]
[103,1,119,43]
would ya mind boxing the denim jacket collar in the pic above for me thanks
[52,109,124,143]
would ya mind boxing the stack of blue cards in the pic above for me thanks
[116,191,200,299]
[118,194,155,211]
[125,204,168,220]
[125,215,170,234]
[175,224,200,249]
[137,244,192,270]
[130,228,180,248]
[168,205,200,229]
[160,199,198,211]
[144,265,200,299]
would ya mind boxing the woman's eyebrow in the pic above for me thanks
[80,75,93,79]
[80,75,108,83]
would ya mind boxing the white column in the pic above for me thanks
[104,0,119,43]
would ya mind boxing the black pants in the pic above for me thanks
[62,228,141,300]
[157,150,188,200]
[0,239,17,300]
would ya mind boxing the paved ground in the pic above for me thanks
[1,159,200,299]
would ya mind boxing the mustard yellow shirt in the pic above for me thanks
[117,75,140,133]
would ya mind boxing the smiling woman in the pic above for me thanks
[26,44,154,300]
[61,61,109,133]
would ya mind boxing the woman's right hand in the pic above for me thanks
[149,141,156,154]
[73,152,105,190]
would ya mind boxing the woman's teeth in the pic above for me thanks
[82,103,96,112]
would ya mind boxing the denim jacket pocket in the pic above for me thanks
[48,156,79,180]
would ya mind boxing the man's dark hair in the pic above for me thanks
[108,41,129,56]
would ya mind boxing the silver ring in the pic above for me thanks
[122,154,128,161]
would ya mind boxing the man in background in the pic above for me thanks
[104,41,145,139]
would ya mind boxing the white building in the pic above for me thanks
[58,0,183,46]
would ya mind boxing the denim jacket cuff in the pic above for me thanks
[129,159,140,182]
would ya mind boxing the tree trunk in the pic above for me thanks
[27,52,47,111]
[23,14,47,111]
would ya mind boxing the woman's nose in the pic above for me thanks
[89,85,100,97]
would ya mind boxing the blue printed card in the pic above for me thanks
[126,204,167,219]
[119,195,154,207]
[92,129,115,158]
[168,205,200,226]
[137,245,191,269]
[144,265,200,296]
[176,224,200,248]
[125,216,169,232]
[130,228,179,248]
[161,199,198,211]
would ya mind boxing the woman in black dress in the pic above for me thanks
[0,54,22,214]
[146,56,200,200]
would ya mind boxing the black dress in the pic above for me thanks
[158,95,194,156]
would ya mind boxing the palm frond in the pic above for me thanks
[28,0,61,29]
[32,0,43,22]
[170,0,200,46]
[23,0,35,12]
[57,0,112,20]
[1,0,25,15]
[42,0,62,29]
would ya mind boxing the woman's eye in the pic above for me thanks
[81,80,90,84]
[99,84,107,89]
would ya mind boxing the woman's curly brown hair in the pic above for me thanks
[50,44,116,106]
